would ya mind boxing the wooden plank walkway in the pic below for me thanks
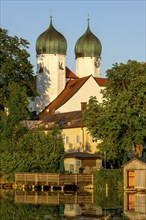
[15,173,93,189]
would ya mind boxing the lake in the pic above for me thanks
[0,190,146,220]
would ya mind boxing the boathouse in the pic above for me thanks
[64,152,102,174]
[123,157,146,192]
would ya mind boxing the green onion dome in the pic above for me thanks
[75,19,102,59]
[36,16,67,55]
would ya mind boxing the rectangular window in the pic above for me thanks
[65,136,69,144]
[70,164,74,173]
[76,160,81,166]
[75,135,80,143]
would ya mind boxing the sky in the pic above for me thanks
[1,0,146,78]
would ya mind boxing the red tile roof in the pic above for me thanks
[66,67,78,79]
[37,75,108,119]
[37,76,91,119]
[94,77,108,86]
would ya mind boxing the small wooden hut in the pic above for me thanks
[123,157,146,191]
[64,152,102,174]
[124,193,146,220]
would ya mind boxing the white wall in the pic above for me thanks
[36,54,66,113]
[76,57,100,78]
[57,76,105,113]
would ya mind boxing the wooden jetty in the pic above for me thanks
[15,191,93,205]
[15,173,93,190]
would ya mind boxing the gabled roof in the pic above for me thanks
[38,110,83,129]
[123,157,146,167]
[37,76,91,119]
[37,75,108,120]
[64,152,99,159]
[66,67,78,79]
[94,77,108,86]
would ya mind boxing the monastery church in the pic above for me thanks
[29,16,107,165]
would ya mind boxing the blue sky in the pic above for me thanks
[1,0,146,77]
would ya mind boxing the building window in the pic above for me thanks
[75,135,80,143]
[76,160,81,166]
[70,164,74,173]
[65,136,69,144]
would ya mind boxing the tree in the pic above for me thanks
[0,28,36,143]
[16,125,64,173]
[0,125,64,180]
[83,60,146,166]
[0,28,36,112]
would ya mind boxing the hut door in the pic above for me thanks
[127,170,135,188]
[128,193,135,210]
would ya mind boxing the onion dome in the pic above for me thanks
[75,18,102,59]
[36,16,67,55]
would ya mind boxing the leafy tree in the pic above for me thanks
[0,28,36,141]
[0,28,36,110]
[16,125,64,173]
[83,60,146,166]
[0,29,64,181]
[0,125,64,180]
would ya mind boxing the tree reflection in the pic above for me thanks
[0,191,64,220]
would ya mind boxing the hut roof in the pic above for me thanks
[123,157,146,167]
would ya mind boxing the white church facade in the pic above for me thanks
[29,16,106,115]
[28,16,107,158]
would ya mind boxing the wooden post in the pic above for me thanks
[106,183,108,197]
[75,192,78,204]
[61,185,64,192]
[32,185,35,191]
[41,185,44,191]
[92,174,94,186]
[35,173,37,185]
[51,186,53,192]
[75,174,78,185]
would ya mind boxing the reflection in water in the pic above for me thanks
[124,192,146,220]
[0,190,131,220]
[15,190,93,205]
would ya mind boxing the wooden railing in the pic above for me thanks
[15,191,93,205]
[15,173,93,187]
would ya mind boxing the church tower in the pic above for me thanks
[75,18,102,78]
[35,16,67,113]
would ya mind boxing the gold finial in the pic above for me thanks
[49,9,53,20]
[87,14,90,24]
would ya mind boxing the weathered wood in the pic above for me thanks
[15,173,93,189]
[123,158,146,191]
[15,191,93,205]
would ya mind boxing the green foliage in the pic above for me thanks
[0,28,36,110]
[83,60,146,165]
[0,28,36,151]
[0,29,64,181]
[93,169,123,208]
[0,125,64,181]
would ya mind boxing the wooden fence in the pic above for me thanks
[15,191,93,205]
[15,173,93,189]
